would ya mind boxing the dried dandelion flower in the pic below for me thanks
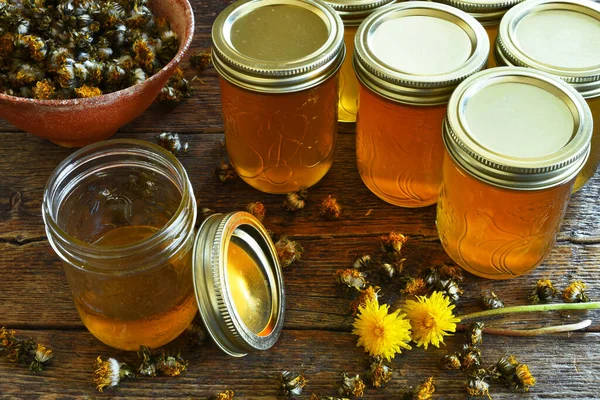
[137,345,157,376]
[440,352,462,370]
[353,254,372,270]
[352,298,412,361]
[319,195,342,219]
[466,371,492,399]
[247,202,267,221]
[364,355,392,388]
[0,328,52,372]
[92,356,134,392]
[190,51,212,70]
[529,279,559,304]
[210,389,235,400]
[481,291,504,309]
[338,372,365,398]
[156,350,187,377]
[283,189,308,211]
[281,371,307,397]
[350,286,380,315]
[403,291,460,349]
[461,344,482,371]
[414,377,435,400]
[336,268,368,290]
[493,354,518,378]
[380,231,408,259]
[74,85,102,98]
[377,259,405,280]
[275,237,304,268]
[32,79,54,99]
[30,343,53,373]
[514,363,536,391]
[563,281,590,303]
[438,279,463,303]
[215,161,237,183]
[156,132,188,154]
[403,278,429,297]
[438,264,464,282]
[467,322,484,346]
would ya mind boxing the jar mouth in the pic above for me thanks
[42,139,197,274]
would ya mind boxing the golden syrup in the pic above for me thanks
[338,25,359,122]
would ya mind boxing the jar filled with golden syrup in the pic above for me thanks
[324,0,396,123]
[354,1,489,207]
[212,0,345,194]
[43,140,285,353]
[437,68,592,280]
[495,0,600,192]
[431,0,525,67]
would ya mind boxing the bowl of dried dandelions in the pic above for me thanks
[0,0,194,147]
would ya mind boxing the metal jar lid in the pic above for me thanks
[432,0,525,25]
[444,67,593,190]
[193,212,285,357]
[211,0,345,93]
[324,0,397,26]
[353,1,489,105]
[496,0,600,98]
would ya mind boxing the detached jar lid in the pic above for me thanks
[193,212,285,357]
[324,0,397,25]
[211,0,345,93]
[496,0,600,98]
[444,67,593,190]
[353,1,489,105]
[432,0,525,24]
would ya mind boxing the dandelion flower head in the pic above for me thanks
[404,291,460,349]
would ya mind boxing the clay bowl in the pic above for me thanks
[0,0,194,147]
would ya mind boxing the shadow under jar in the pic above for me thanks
[42,140,198,350]
[324,0,397,123]
[437,68,592,280]
[431,0,525,68]
[212,0,345,194]
[354,1,489,208]
[495,0,600,192]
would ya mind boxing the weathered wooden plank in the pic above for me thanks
[0,329,598,399]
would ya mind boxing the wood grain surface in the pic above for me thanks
[0,0,599,398]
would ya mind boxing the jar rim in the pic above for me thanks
[42,139,197,275]
[324,0,396,25]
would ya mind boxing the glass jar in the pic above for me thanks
[324,0,396,123]
[212,0,345,194]
[495,0,600,192]
[437,68,592,280]
[354,1,489,208]
[431,0,525,67]
[42,140,285,354]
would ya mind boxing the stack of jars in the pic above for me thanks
[211,0,598,280]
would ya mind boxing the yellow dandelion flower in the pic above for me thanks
[404,291,460,349]
[352,298,412,361]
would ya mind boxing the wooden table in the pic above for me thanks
[1,1,599,398]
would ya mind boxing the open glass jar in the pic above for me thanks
[354,1,489,208]
[212,0,345,194]
[437,68,592,279]
[495,0,600,192]
[43,140,284,354]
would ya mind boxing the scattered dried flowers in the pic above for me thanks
[489,355,537,392]
[380,231,408,260]
[247,201,266,221]
[215,161,237,183]
[563,281,590,303]
[158,67,192,104]
[0,327,53,372]
[413,376,435,400]
[403,291,460,349]
[281,370,307,397]
[336,268,368,290]
[156,132,188,154]
[363,355,392,388]
[137,346,188,377]
[424,265,463,303]
[352,298,412,361]
[319,195,342,219]
[337,372,365,398]
[190,51,212,70]
[275,237,304,268]
[283,189,308,211]
[93,356,134,392]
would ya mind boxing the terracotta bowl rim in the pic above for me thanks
[0,0,195,107]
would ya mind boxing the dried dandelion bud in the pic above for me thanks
[336,268,368,290]
[32,79,55,100]
[563,281,590,303]
[438,279,463,303]
[137,345,157,376]
[414,376,435,400]
[215,161,237,183]
[481,291,504,309]
[0,327,53,372]
[402,277,429,297]
[281,370,308,397]
[514,363,536,392]
[466,371,491,398]
[30,343,53,373]
[190,51,212,70]
[440,352,462,370]
[74,84,102,98]
[319,195,342,219]
[461,344,482,371]
[93,356,134,392]
[283,189,308,211]
[247,201,266,221]
[337,372,365,398]
[350,286,380,315]
[156,350,187,377]
[353,254,372,270]
[275,237,304,268]
[156,132,188,154]
[494,354,519,377]
[364,355,392,388]
[377,259,405,280]
[529,279,558,304]
[380,231,408,259]
[210,389,235,400]
[467,322,484,346]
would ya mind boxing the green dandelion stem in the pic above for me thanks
[457,319,592,336]
[458,302,600,322]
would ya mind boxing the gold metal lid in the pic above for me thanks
[444,67,592,190]
[432,0,525,25]
[496,0,600,98]
[324,0,397,25]
[211,0,345,93]
[353,1,489,105]
[193,212,285,357]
